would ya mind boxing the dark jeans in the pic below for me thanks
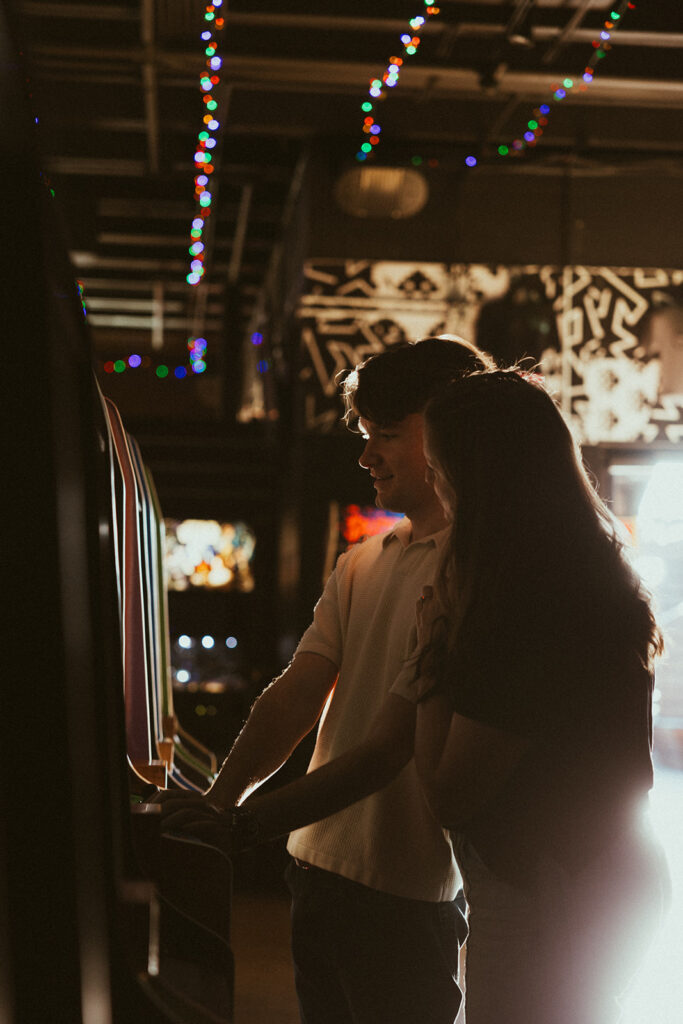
[285,858,467,1024]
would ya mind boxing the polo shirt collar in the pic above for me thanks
[382,516,450,551]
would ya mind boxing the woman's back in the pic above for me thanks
[419,371,669,1023]
[446,555,654,881]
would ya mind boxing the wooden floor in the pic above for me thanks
[230,844,300,1024]
[231,886,299,1024]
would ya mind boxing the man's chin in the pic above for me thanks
[375,491,402,515]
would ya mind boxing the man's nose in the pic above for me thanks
[359,438,378,469]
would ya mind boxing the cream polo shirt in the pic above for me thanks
[287,518,461,902]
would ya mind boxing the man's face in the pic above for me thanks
[358,413,441,519]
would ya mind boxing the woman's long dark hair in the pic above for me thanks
[423,370,661,690]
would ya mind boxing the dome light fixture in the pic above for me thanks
[334,166,429,220]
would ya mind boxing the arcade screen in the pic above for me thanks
[339,504,404,547]
[164,518,256,592]
[324,503,403,578]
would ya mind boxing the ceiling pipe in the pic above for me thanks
[506,0,536,49]
[141,0,160,174]
[228,184,254,287]
[541,0,593,64]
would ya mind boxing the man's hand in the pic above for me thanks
[149,791,239,853]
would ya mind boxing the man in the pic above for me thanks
[161,336,495,1024]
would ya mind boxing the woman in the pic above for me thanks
[411,369,669,1024]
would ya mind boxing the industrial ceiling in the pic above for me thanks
[16,0,683,417]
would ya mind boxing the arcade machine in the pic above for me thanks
[3,5,236,1019]
[324,502,404,580]
[162,513,261,768]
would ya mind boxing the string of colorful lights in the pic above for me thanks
[180,0,230,376]
[465,1,636,167]
[186,0,226,288]
[356,1,441,163]
[100,0,635,382]
[355,0,635,169]
[100,336,207,380]
[100,1,225,381]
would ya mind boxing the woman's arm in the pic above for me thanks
[414,689,529,829]
[242,693,415,837]
[413,591,529,829]
[160,693,416,847]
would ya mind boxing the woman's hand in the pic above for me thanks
[416,585,446,649]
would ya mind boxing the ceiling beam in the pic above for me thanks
[96,232,272,252]
[29,43,683,108]
[47,156,148,175]
[86,314,223,331]
[84,296,223,314]
[77,277,224,294]
[21,2,137,20]
[96,196,282,222]
[71,251,265,275]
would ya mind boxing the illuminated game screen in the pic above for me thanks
[324,503,403,580]
[164,518,256,592]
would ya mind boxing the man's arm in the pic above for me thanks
[207,651,338,809]
[160,692,416,848]
[240,693,415,838]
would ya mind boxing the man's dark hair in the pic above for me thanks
[341,335,497,427]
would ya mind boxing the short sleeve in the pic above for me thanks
[294,553,348,668]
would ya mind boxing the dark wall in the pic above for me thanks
[309,157,683,268]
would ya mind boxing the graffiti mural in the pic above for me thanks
[297,260,683,443]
